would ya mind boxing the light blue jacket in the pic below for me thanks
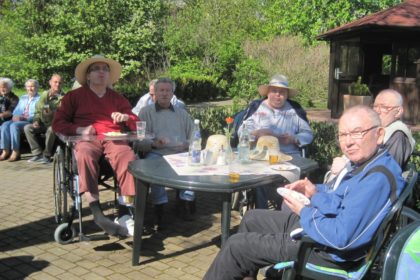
[300,150,405,262]
[12,93,40,123]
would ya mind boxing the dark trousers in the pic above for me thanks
[203,209,302,280]
[24,124,56,157]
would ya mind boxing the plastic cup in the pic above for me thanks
[136,121,146,139]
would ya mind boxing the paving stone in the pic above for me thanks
[0,154,253,279]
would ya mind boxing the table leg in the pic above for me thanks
[221,192,232,246]
[132,179,148,266]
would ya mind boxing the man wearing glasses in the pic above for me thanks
[204,105,405,280]
[53,55,139,237]
[328,89,415,186]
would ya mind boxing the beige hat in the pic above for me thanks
[205,134,229,164]
[258,75,298,98]
[249,135,292,161]
[74,55,122,86]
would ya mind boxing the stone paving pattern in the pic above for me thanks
[0,152,249,280]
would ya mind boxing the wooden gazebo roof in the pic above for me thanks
[318,0,420,40]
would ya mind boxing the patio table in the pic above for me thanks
[128,154,318,265]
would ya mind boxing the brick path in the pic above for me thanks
[0,153,245,280]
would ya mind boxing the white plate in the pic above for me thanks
[277,188,310,205]
[271,163,297,171]
[103,132,128,137]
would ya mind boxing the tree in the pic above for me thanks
[0,0,165,86]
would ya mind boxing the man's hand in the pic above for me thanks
[278,133,296,145]
[33,121,40,129]
[285,177,316,198]
[76,125,96,135]
[252,128,273,138]
[111,112,129,123]
[283,194,305,215]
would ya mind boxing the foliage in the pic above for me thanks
[227,58,268,109]
[0,0,165,87]
[243,36,329,108]
[307,121,340,181]
[348,76,371,96]
[260,0,403,44]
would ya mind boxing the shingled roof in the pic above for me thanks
[318,0,420,40]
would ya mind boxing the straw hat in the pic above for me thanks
[249,135,292,161]
[74,55,122,86]
[205,134,229,164]
[258,75,298,98]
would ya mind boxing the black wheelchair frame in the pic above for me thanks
[52,142,118,244]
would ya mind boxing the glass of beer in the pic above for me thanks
[229,160,241,182]
[268,149,279,165]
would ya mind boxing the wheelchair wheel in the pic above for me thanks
[397,206,420,229]
[54,223,77,245]
[53,146,70,224]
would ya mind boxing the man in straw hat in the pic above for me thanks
[204,105,405,280]
[52,55,139,237]
[239,74,313,156]
[238,74,313,209]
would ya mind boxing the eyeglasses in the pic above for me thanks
[372,104,399,113]
[337,125,378,141]
[88,66,110,73]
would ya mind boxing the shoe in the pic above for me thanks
[114,215,134,236]
[27,154,43,163]
[0,149,10,161]
[8,151,20,162]
[39,156,51,164]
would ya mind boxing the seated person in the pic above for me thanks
[24,74,64,164]
[132,78,185,116]
[327,89,415,189]
[238,74,314,208]
[204,105,405,280]
[0,77,19,125]
[0,79,40,162]
[52,55,139,237]
[137,77,194,227]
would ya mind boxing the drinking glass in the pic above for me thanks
[136,121,146,139]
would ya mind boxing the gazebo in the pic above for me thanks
[318,0,420,124]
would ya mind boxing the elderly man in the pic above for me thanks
[25,74,64,164]
[239,74,313,156]
[204,105,405,280]
[238,74,313,209]
[52,55,139,237]
[327,89,415,187]
[132,78,185,116]
[138,77,194,227]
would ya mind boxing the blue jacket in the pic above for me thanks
[12,93,40,123]
[300,150,405,261]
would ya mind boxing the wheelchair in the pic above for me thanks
[52,139,119,244]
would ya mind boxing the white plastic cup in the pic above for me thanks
[136,121,146,139]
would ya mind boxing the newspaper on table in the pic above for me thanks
[163,152,300,183]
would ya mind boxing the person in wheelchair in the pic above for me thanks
[137,77,195,228]
[52,55,139,237]
[237,74,313,209]
[204,106,405,280]
[326,89,416,189]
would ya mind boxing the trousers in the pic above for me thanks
[0,120,29,150]
[74,140,136,196]
[23,124,56,157]
[203,209,301,280]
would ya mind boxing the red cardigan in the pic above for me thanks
[52,86,139,136]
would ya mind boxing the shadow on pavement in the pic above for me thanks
[0,255,49,279]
